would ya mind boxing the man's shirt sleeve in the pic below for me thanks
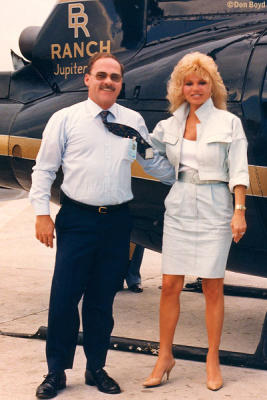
[29,110,67,215]
[136,115,175,185]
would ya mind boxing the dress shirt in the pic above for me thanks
[29,98,175,215]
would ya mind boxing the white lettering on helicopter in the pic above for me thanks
[68,3,90,38]
[51,4,111,79]
[54,62,88,79]
[51,40,111,60]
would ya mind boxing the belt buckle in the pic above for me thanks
[98,206,108,214]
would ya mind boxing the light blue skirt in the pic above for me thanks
[162,180,233,278]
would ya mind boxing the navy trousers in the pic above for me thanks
[126,244,144,288]
[46,200,132,372]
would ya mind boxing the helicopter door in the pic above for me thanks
[242,32,267,241]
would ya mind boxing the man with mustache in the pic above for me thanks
[30,52,174,399]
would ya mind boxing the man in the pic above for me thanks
[30,52,174,399]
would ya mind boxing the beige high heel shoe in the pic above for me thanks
[143,359,175,387]
[206,380,223,391]
[206,357,223,391]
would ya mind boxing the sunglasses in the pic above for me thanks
[91,72,122,83]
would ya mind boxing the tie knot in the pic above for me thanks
[100,110,109,124]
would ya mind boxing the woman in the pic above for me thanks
[143,52,249,391]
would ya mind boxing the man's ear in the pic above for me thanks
[84,73,90,88]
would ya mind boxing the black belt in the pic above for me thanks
[62,193,130,214]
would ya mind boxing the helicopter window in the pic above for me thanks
[155,0,266,15]
[113,0,145,49]
[146,0,267,44]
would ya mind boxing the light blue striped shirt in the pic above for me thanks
[29,98,175,215]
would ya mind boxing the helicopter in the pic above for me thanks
[0,0,266,368]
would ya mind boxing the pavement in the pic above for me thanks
[0,198,267,400]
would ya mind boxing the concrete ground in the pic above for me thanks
[0,198,267,400]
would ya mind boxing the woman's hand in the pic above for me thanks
[232,184,247,243]
[231,211,247,243]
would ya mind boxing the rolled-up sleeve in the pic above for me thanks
[228,117,249,192]
[29,110,67,215]
[137,118,175,185]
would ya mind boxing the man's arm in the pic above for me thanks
[137,150,175,185]
[29,110,66,247]
[136,116,175,185]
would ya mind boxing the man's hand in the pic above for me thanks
[35,215,55,248]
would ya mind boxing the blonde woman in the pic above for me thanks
[143,52,249,391]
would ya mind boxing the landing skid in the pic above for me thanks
[2,319,266,370]
[184,278,267,299]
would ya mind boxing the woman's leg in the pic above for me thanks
[144,274,184,384]
[202,278,224,390]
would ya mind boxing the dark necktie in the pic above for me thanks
[99,111,153,159]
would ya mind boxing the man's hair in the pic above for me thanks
[87,52,124,76]
[167,52,227,112]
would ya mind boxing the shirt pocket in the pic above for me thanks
[203,134,232,168]
[163,135,180,166]
[205,134,232,144]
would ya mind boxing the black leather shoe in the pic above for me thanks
[36,371,66,399]
[128,283,143,293]
[85,368,121,394]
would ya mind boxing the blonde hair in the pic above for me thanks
[167,52,227,113]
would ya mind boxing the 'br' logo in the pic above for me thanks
[68,3,90,38]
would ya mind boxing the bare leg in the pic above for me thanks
[143,274,184,386]
[202,278,224,390]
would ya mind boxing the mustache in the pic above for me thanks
[100,84,116,91]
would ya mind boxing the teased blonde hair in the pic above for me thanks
[167,52,227,113]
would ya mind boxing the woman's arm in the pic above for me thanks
[231,184,247,243]
[228,117,249,192]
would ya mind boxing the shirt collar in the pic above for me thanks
[173,97,215,123]
[173,102,190,123]
[195,97,214,122]
[86,98,118,120]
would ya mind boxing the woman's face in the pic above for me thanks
[182,73,212,109]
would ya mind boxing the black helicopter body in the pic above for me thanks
[0,0,266,278]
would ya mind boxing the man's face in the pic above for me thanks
[84,58,123,109]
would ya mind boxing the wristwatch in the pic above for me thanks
[235,204,246,211]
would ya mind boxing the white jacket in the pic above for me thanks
[150,98,249,192]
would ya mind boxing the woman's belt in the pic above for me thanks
[177,169,225,185]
